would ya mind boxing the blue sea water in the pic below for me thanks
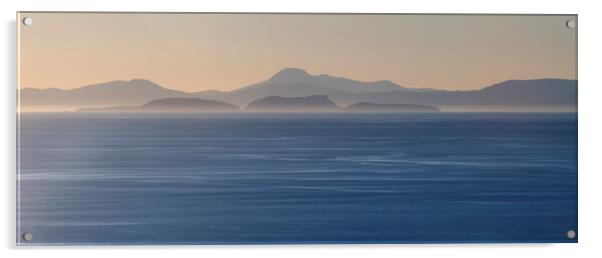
[17,113,577,244]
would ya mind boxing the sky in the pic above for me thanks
[19,13,576,92]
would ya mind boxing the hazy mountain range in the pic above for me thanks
[19,67,577,112]
[77,95,440,113]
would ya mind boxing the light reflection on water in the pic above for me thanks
[17,113,577,244]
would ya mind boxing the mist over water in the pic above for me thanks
[17,112,577,244]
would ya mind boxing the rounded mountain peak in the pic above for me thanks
[268,68,312,83]
[127,79,162,88]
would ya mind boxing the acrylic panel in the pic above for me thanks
[16,12,578,245]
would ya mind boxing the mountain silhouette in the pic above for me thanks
[19,68,577,112]
[20,79,189,111]
[197,68,435,106]
[263,68,435,93]
[330,79,577,111]
[266,68,313,84]
[245,95,340,112]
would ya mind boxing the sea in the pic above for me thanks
[17,112,578,244]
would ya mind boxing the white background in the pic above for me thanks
[1,0,600,257]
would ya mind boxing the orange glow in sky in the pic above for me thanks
[19,13,576,92]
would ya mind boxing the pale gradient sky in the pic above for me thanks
[18,13,576,92]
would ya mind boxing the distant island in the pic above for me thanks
[78,97,240,113]
[245,95,340,112]
[21,67,578,112]
[78,95,442,113]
